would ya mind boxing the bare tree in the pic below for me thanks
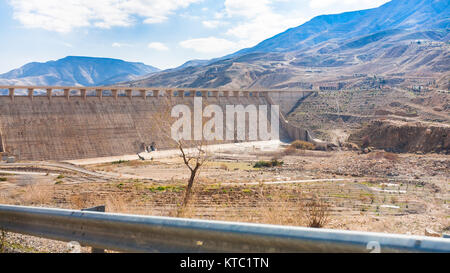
[148,95,211,216]
[177,140,208,215]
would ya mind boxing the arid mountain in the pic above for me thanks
[234,0,449,55]
[128,0,449,90]
[0,56,160,86]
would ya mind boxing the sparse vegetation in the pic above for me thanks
[69,193,91,209]
[21,184,53,205]
[253,159,284,168]
[369,151,400,161]
[111,160,129,165]
[0,105,447,251]
[290,140,316,150]
[148,185,184,193]
[0,230,6,253]
[305,197,331,228]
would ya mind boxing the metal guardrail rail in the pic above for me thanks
[0,204,449,253]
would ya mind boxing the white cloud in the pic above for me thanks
[112,42,133,48]
[226,9,306,48]
[202,20,221,29]
[148,42,169,51]
[180,37,237,53]
[220,0,389,49]
[222,0,306,48]
[61,42,73,48]
[9,0,202,32]
[309,0,388,9]
[224,0,272,18]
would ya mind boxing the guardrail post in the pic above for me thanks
[111,89,118,100]
[166,90,173,99]
[96,89,103,100]
[81,205,106,253]
[126,89,132,99]
[140,90,147,100]
[8,88,14,101]
[64,89,70,100]
[80,89,87,101]
[46,88,52,100]
[28,88,34,101]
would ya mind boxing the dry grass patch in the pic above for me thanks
[69,192,92,209]
[206,161,254,171]
[290,140,316,150]
[0,230,6,253]
[368,151,400,161]
[20,184,54,206]
[304,196,331,228]
[105,194,134,214]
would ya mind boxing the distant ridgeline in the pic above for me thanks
[0,86,314,160]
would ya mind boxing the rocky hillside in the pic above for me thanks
[349,120,450,154]
[128,0,449,90]
[234,0,449,55]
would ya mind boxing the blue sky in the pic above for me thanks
[0,0,390,73]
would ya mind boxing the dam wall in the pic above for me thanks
[0,87,315,161]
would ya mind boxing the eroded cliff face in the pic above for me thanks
[350,120,450,154]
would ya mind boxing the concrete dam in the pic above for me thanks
[0,86,315,161]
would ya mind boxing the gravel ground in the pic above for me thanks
[2,232,91,253]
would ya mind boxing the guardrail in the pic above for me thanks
[0,204,449,253]
[0,85,316,101]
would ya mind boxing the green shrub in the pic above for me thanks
[148,185,184,193]
[253,159,284,168]
[112,160,129,165]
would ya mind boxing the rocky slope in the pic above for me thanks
[128,0,449,90]
[349,120,450,154]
